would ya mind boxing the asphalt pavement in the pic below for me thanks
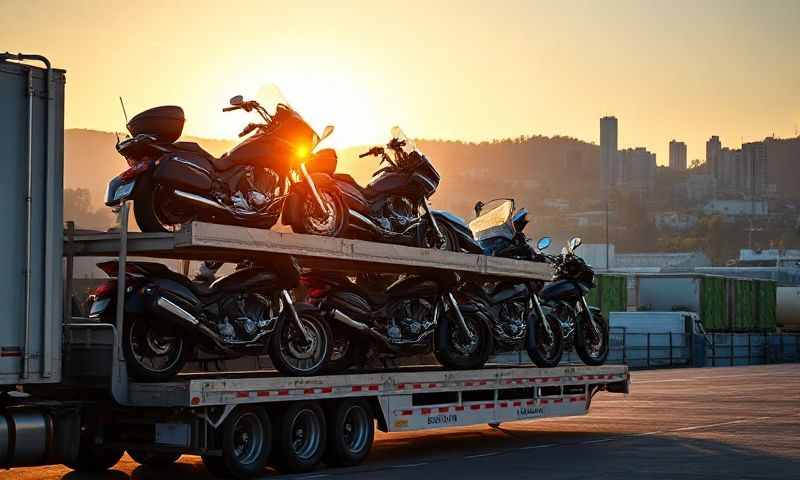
[5,364,799,480]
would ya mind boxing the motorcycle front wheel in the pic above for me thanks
[527,312,564,368]
[435,308,493,370]
[292,185,347,237]
[574,310,610,366]
[417,219,459,252]
[270,304,332,376]
[122,315,188,382]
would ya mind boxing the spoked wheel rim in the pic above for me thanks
[231,412,265,466]
[535,314,561,361]
[582,316,607,360]
[302,190,341,236]
[280,316,328,373]
[448,313,481,357]
[128,318,183,374]
[420,223,456,251]
[342,405,370,455]
[289,408,323,460]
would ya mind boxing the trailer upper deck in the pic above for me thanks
[64,221,551,280]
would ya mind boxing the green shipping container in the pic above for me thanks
[700,276,728,330]
[587,274,627,317]
[700,276,776,332]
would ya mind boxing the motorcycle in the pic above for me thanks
[459,199,564,367]
[300,270,493,372]
[538,237,610,366]
[88,255,332,381]
[105,86,348,236]
[321,127,481,252]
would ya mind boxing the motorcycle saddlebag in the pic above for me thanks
[153,154,214,193]
[127,106,185,144]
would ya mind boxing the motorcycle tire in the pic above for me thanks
[574,310,610,366]
[291,184,348,237]
[270,304,332,376]
[526,312,564,368]
[132,175,192,233]
[122,315,189,382]
[435,307,493,370]
[325,324,368,373]
[417,219,459,252]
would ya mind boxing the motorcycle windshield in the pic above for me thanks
[256,84,321,152]
[468,200,516,242]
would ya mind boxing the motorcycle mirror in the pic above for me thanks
[229,95,244,106]
[474,200,485,217]
[569,236,582,251]
[537,236,552,251]
[320,125,334,141]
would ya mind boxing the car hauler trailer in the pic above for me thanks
[1,54,629,478]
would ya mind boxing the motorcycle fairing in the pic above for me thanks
[539,279,589,302]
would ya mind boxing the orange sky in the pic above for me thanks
[2,0,798,164]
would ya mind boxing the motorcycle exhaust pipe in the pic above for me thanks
[152,296,235,354]
[173,190,227,211]
[330,309,434,349]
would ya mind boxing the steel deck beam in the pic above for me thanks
[64,222,551,280]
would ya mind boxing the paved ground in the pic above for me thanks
[6,364,799,480]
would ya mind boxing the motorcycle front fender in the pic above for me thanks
[431,210,484,253]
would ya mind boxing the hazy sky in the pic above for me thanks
[2,0,798,163]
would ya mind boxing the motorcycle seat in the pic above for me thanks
[171,142,235,171]
[334,173,379,199]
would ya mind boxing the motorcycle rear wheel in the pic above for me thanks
[133,175,192,232]
[122,315,188,382]
[574,311,610,366]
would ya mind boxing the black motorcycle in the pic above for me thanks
[88,255,332,381]
[106,88,347,237]
[300,270,493,372]
[325,127,481,252]
[539,237,610,366]
[459,199,564,367]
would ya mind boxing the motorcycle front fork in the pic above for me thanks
[578,296,601,337]
[444,293,477,341]
[299,163,330,219]
[281,290,314,343]
[421,201,446,245]
[530,294,554,338]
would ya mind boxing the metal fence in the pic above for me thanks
[493,328,800,370]
[597,328,800,369]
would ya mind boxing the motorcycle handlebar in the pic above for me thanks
[223,106,240,112]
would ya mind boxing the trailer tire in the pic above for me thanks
[324,399,374,467]
[215,406,272,479]
[201,455,230,478]
[273,401,327,473]
[64,440,124,472]
[128,449,181,467]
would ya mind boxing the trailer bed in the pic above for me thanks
[65,221,551,279]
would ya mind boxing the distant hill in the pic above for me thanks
[64,129,600,229]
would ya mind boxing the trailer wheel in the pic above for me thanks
[63,435,124,472]
[128,449,181,467]
[324,399,374,467]
[273,401,327,473]
[212,406,272,479]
